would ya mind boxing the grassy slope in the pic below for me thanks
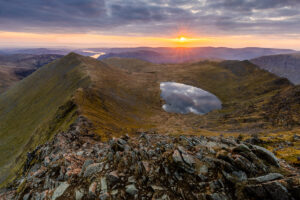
[0,66,20,92]
[74,56,161,140]
[0,53,90,186]
[104,58,292,131]
[0,54,297,186]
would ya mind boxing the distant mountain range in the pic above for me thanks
[98,47,296,63]
[0,48,71,55]
[98,50,164,63]
[0,47,296,62]
[251,53,300,85]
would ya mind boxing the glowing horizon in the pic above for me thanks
[1,31,300,50]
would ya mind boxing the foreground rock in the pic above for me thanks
[0,121,299,199]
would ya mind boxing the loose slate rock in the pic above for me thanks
[125,184,138,196]
[182,153,196,166]
[252,145,280,167]
[75,189,84,200]
[248,173,283,183]
[107,170,119,185]
[172,150,183,163]
[1,126,299,200]
[52,182,69,200]
[83,163,103,177]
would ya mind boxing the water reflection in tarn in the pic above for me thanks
[160,82,222,115]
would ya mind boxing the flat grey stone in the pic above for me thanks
[182,153,196,166]
[125,184,138,196]
[52,182,70,200]
[75,189,84,200]
[83,163,103,177]
[248,173,283,183]
[101,177,108,193]
[198,165,208,175]
[172,150,183,163]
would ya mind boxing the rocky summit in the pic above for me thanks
[1,116,299,200]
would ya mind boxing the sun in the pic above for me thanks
[179,36,187,42]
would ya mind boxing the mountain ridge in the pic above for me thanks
[0,52,299,188]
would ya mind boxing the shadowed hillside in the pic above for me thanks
[0,54,62,92]
[251,53,300,84]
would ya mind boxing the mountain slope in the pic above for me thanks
[0,53,90,186]
[251,53,300,84]
[0,53,164,186]
[0,53,299,187]
[0,67,20,92]
[0,54,62,92]
[103,58,294,131]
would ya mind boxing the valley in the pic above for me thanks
[0,52,299,199]
[1,1,300,199]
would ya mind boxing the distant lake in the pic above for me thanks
[82,50,106,59]
[160,82,222,115]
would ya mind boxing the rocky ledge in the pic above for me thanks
[1,118,299,200]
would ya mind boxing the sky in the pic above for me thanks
[0,0,300,49]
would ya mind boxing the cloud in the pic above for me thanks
[0,0,299,36]
[160,82,222,115]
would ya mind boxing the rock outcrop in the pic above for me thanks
[1,117,299,200]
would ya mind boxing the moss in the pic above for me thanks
[255,129,300,166]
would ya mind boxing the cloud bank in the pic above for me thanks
[0,0,300,36]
